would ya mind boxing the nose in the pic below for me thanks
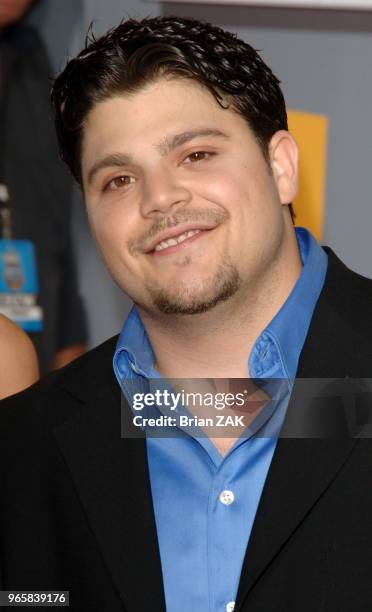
[139,166,192,218]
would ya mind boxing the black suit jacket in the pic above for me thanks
[1,248,372,611]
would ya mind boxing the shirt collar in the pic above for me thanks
[248,227,328,380]
[113,227,327,385]
[113,306,157,382]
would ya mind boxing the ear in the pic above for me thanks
[269,130,299,205]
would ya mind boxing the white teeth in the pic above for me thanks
[154,229,201,251]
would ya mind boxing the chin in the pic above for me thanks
[149,265,241,316]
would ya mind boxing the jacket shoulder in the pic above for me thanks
[324,248,372,332]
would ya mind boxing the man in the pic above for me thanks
[1,15,372,612]
[0,0,87,371]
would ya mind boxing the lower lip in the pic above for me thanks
[150,229,211,257]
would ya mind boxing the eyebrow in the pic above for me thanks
[86,128,230,186]
[155,128,230,156]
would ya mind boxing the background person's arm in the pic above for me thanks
[0,315,39,399]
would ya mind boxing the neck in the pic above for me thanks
[138,226,302,379]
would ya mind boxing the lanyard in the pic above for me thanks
[0,183,12,239]
[0,37,13,241]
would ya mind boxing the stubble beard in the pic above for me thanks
[146,255,242,315]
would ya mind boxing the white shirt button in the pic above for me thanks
[219,490,235,505]
[226,602,235,612]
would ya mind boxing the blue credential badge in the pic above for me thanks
[0,239,43,331]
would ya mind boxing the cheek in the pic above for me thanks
[87,203,133,264]
[240,160,281,218]
[199,157,269,208]
[193,168,245,211]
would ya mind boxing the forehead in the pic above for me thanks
[81,78,252,179]
[88,77,223,124]
[84,79,238,146]
[85,80,219,142]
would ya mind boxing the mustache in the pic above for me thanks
[129,209,230,254]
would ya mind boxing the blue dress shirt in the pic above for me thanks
[113,227,328,612]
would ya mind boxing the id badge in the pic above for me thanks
[0,240,44,332]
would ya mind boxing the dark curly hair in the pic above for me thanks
[52,15,294,219]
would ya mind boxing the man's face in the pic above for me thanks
[82,77,297,316]
[0,0,33,27]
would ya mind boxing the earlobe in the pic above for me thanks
[269,130,299,205]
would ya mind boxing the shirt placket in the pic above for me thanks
[207,457,239,612]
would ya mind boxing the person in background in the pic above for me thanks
[0,313,39,398]
[0,0,87,372]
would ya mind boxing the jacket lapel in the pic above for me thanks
[235,249,372,609]
[234,437,356,608]
[53,344,165,612]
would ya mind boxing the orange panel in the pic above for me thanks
[288,110,328,240]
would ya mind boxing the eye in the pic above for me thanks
[183,151,214,164]
[104,175,135,192]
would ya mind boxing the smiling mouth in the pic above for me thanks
[155,228,201,251]
[150,228,212,256]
